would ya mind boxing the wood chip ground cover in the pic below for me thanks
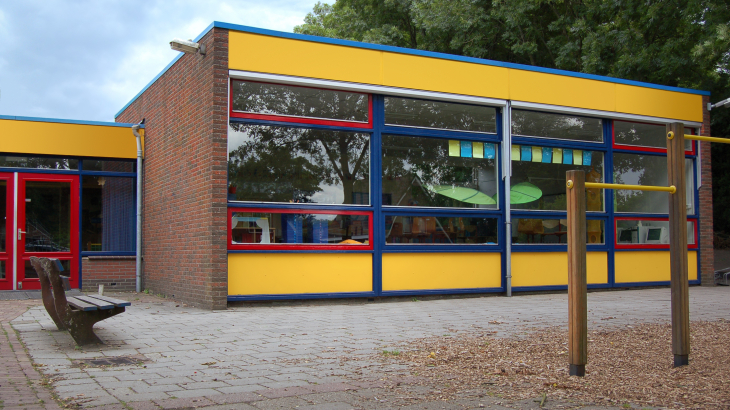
[370,321,730,409]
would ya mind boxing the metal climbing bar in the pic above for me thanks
[566,181,676,194]
[584,182,676,193]
[684,134,730,144]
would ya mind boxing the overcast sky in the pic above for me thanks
[0,0,317,122]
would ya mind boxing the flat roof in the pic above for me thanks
[115,21,710,119]
[0,114,142,128]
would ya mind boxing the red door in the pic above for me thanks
[16,174,78,290]
[0,173,12,290]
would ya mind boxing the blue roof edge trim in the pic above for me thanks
[0,114,144,128]
[216,21,710,96]
[115,20,710,119]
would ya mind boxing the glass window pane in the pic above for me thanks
[228,124,370,205]
[0,156,78,170]
[385,215,497,245]
[384,97,497,133]
[382,135,498,208]
[512,110,603,142]
[614,121,692,150]
[614,154,694,214]
[1,261,5,280]
[616,219,695,245]
[511,146,604,211]
[231,80,369,122]
[82,176,135,252]
[512,218,604,244]
[83,160,134,172]
[25,181,70,252]
[686,158,695,215]
[231,212,369,245]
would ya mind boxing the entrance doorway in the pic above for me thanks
[0,173,78,291]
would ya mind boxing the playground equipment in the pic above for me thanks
[565,123,730,376]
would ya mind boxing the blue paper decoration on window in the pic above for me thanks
[521,146,532,161]
[563,149,573,164]
[583,150,592,166]
[460,141,472,157]
[484,143,496,159]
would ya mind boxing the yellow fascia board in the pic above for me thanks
[229,30,703,123]
[0,119,142,159]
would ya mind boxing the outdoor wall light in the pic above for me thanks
[709,97,730,111]
[170,38,206,56]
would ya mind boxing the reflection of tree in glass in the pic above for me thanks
[613,154,669,213]
[231,81,368,122]
[0,156,77,170]
[384,97,496,132]
[228,124,369,204]
[382,135,497,208]
[512,110,602,142]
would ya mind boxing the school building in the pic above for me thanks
[0,22,715,309]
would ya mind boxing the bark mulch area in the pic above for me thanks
[370,320,730,409]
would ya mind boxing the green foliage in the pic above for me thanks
[296,0,730,233]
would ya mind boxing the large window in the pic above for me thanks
[382,135,498,208]
[385,215,498,245]
[613,154,694,214]
[615,218,696,248]
[512,110,603,142]
[511,145,604,211]
[385,97,497,133]
[229,210,371,249]
[81,176,135,252]
[228,124,370,205]
[230,80,370,126]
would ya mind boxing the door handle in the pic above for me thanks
[17,228,26,240]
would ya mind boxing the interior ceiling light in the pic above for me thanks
[170,38,206,56]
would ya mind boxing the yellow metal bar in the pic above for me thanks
[684,134,730,144]
[584,182,676,194]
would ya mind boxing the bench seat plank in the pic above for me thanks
[66,297,98,311]
[86,295,131,307]
[75,296,115,310]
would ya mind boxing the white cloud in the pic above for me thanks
[0,0,318,121]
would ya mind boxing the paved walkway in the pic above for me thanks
[2,287,729,409]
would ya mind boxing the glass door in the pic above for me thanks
[16,174,78,290]
[0,173,12,290]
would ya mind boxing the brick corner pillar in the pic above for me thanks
[116,27,230,309]
[699,95,715,286]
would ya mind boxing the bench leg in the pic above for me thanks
[30,257,67,330]
[66,307,126,346]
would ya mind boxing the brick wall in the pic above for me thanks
[116,28,229,309]
[81,256,136,292]
[699,95,714,285]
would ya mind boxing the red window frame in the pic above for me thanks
[614,216,698,250]
[228,207,374,251]
[612,120,695,155]
[229,80,373,129]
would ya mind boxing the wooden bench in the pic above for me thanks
[30,257,130,346]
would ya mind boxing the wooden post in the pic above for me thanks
[566,170,587,376]
[667,123,690,367]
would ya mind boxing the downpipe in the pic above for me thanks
[131,124,143,293]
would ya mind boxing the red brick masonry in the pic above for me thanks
[699,95,714,285]
[81,256,137,292]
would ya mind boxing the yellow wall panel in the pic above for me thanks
[229,32,382,85]
[616,85,703,123]
[512,252,608,287]
[615,251,698,283]
[381,52,509,99]
[382,253,501,291]
[508,69,616,112]
[228,253,372,295]
[0,120,141,159]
